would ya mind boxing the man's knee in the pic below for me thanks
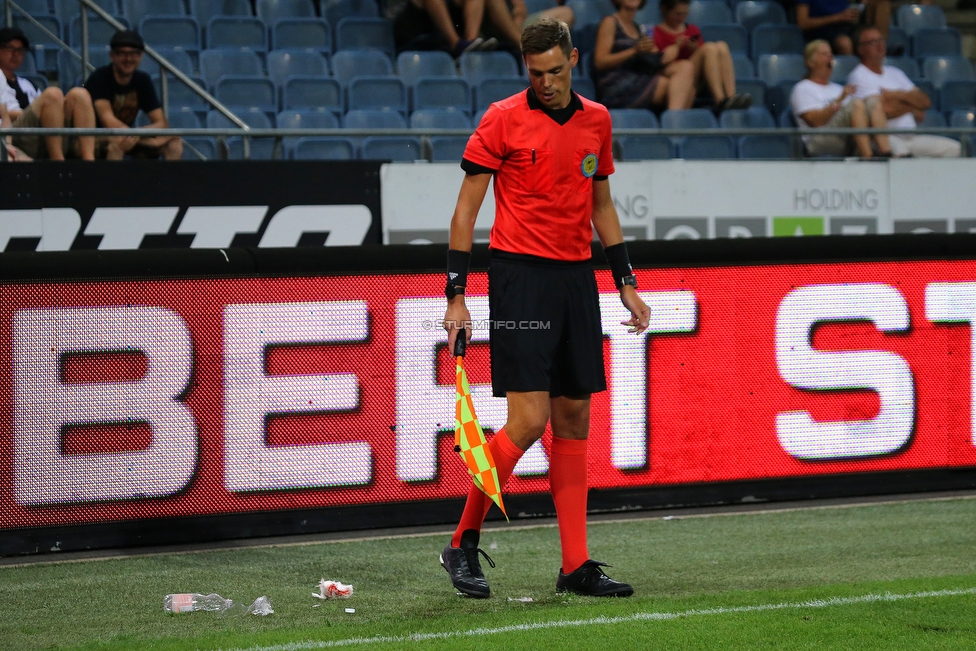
[35,86,64,111]
[65,87,93,106]
[164,137,183,160]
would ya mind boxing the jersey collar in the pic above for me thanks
[526,88,583,126]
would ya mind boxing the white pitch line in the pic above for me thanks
[222,587,976,651]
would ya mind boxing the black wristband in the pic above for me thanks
[447,249,471,289]
[604,243,635,289]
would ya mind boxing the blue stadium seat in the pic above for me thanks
[430,136,472,161]
[734,1,786,32]
[737,134,793,159]
[699,24,748,55]
[348,75,409,114]
[768,79,796,117]
[61,46,111,88]
[397,50,456,86]
[321,0,379,26]
[331,49,392,85]
[524,0,557,13]
[335,17,395,56]
[574,77,596,101]
[206,16,268,53]
[719,106,776,129]
[734,78,767,109]
[271,18,332,53]
[226,137,278,159]
[919,108,946,127]
[281,76,342,113]
[609,108,659,129]
[139,16,201,60]
[409,109,472,129]
[267,49,329,87]
[22,72,48,90]
[460,51,520,84]
[617,135,674,160]
[635,4,661,26]
[912,27,962,59]
[214,75,277,118]
[940,81,976,114]
[141,47,196,78]
[778,106,797,128]
[68,14,129,48]
[123,0,185,27]
[343,108,408,129]
[688,0,733,25]
[750,24,804,59]
[661,107,719,131]
[886,26,909,56]
[565,0,614,28]
[13,15,61,72]
[207,106,274,128]
[896,4,946,36]
[293,136,356,159]
[475,77,528,111]
[732,52,755,78]
[277,108,340,129]
[16,51,37,75]
[573,23,600,57]
[15,0,52,15]
[361,136,423,161]
[912,77,939,105]
[830,55,859,83]
[156,75,211,115]
[884,56,920,79]
[189,0,252,28]
[757,53,805,86]
[413,77,472,114]
[677,135,736,158]
[257,0,315,23]
[949,109,975,128]
[923,55,976,89]
[199,49,263,87]
[182,136,218,159]
[166,106,204,128]
[56,0,117,22]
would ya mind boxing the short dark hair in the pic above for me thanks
[659,0,689,14]
[520,17,573,59]
[0,27,29,50]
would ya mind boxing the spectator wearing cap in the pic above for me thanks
[83,30,181,160]
[0,27,96,160]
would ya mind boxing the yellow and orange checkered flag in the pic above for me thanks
[453,333,508,520]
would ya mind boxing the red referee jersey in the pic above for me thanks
[462,88,615,262]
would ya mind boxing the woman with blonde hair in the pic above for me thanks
[790,39,891,157]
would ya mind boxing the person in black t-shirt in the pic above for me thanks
[84,30,182,160]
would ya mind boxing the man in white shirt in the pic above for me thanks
[0,27,96,160]
[847,26,960,157]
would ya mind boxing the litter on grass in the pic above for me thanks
[246,596,274,616]
[313,579,354,599]
[507,597,534,602]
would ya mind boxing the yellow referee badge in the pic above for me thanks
[581,153,598,178]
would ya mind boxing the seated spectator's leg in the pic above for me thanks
[462,0,487,41]
[104,137,128,160]
[848,98,874,157]
[650,75,670,107]
[864,0,890,39]
[864,96,891,155]
[692,42,728,105]
[716,41,736,99]
[484,0,524,46]
[662,59,696,110]
[161,135,183,160]
[537,6,574,28]
[904,135,962,158]
[415,0,466,52]
[888,135,910,157]
[64,87,96,161]
[33,87,68,161]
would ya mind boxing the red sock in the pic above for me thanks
[550,436,589,574]
[451,428,524,547]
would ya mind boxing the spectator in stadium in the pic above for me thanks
[795,0,890,55]
[652,0,750,111]
[480,0,575,52]
[84,30,182,160]
[593,0,696,111]
[393,0,499,56]
[791,39,892,157]
[847,26,960,157]
[0,27,96,160]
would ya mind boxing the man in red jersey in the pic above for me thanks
[440,18,650,599]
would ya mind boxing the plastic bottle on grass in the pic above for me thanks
[164,593,233,614]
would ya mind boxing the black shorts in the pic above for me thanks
[488,251,607,398]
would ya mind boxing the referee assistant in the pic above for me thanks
[440,18,651,599]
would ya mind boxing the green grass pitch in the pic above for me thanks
[4,496,976,650]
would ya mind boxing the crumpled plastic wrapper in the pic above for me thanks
[245,596,274,616]
[313,579,354,599]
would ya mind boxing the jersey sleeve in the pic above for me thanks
[597,110,615,177]
[462,103,506,171]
